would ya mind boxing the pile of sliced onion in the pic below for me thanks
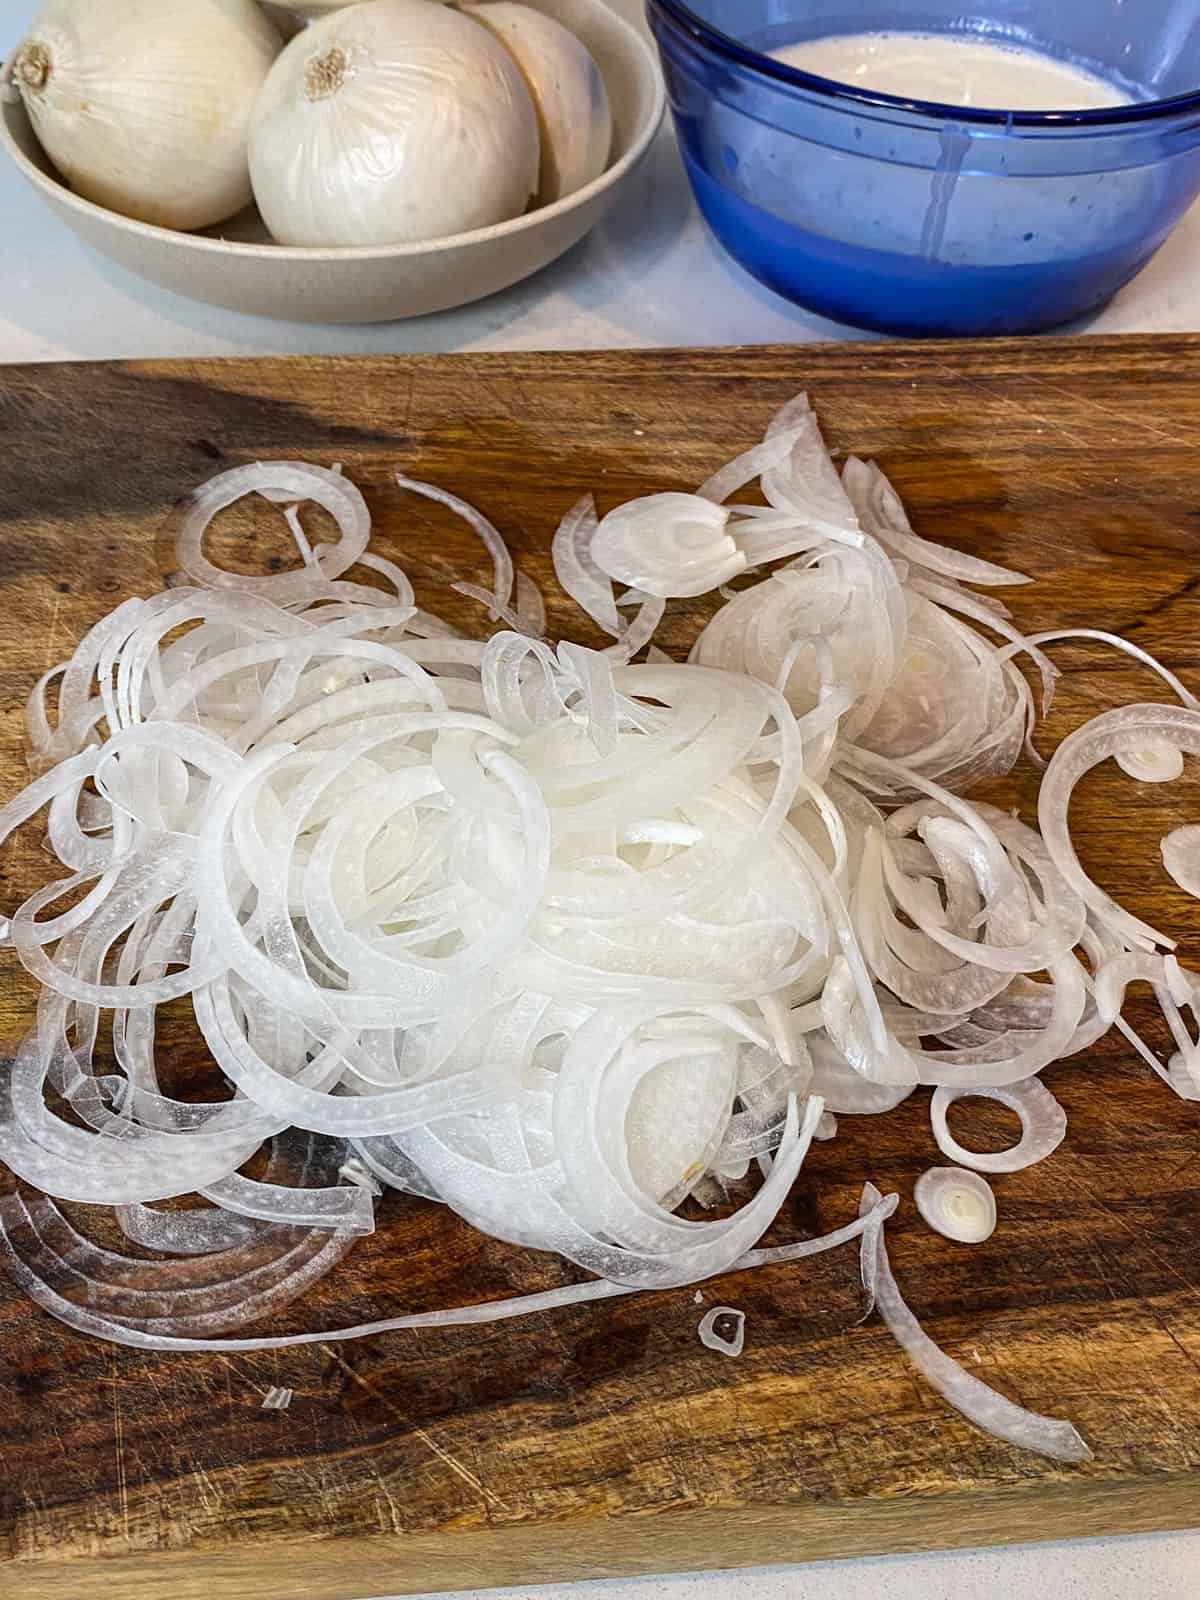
[0,398,1195,1467]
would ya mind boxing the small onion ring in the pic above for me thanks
[930,1080,1067,1174]
[698,1305,746,1356]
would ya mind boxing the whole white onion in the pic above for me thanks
[11,0,282,232]
[248,0,540,247]
[464,2,611,203]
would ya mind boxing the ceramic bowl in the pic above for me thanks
[0,0,664,325]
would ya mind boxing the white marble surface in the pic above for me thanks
[373,1533,1200,1600]
[5,0,1200,363]
[2,4,1197,1597]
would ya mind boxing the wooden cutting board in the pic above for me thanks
[1,336,1199,1600]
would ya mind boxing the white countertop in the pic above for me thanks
[2,3,1197,1598]
[383,1534,1200,1600]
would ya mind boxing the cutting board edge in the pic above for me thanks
[9,329,1200,386]
[9,1470,1200,1600]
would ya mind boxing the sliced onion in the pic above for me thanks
[395,473,515,613]
[552,494,618,634]
[1001,630,1198,713]
[1162,825,1200,897]
[1039,704,1200,950]
[842,457,1031,589]
[930,1080,1067,1174]
[698,1305,745,1356]
[859,1187,1090,1462]
[591,494,744,600]
[0,391,1188,1463]
[174,462,371,602]
[0,1189,898,1352]
[1116,740,1184,783]
[914,1167,997,1243]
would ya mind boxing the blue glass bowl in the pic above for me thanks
[646,0,1200,336]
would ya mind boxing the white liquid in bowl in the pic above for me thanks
[770,32,1129,111]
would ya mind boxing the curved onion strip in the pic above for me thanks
[697,423,813,508]
[1093,952,1200,1097]
[998,630,1199,713]
[0,1190,897,1352]
[1039,704,1200,950]
[174,463,370,601]
[116,1203,264,1255]
[859,1186,1090,1462]
[807,1035,915,1114]
[395,473,515,613]
[759,394,863,547]
[842,457,1030,588]
[1,1187,354,1336]
[852,831,1013,1017]
[552,495,619,634]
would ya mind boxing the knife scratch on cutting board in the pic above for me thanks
[370,1465,403,1535]
[1037,379,1199,450]
[929,360,1096,452]
[1056,1170,1200,1297]
[320,1345,511,1512]
[109,1356,131,1545]
[192,1465,226,1516]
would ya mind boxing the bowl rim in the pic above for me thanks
[0,1,665,261]
[647,0,1200,130]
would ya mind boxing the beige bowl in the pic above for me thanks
[0,0,664,324]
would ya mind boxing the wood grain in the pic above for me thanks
[1,336,1199,1600]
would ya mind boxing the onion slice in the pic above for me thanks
[930,1080,1067,1174]
[698,1305,746,1356]
[0,389,1191,1443]
[1162,825,1200,898]
[1116,740,1184,784]
[1038,704,1200,950]
[0,1190,899,1352]
[914,1167,997,1244]
[859,1185,1090,1462]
